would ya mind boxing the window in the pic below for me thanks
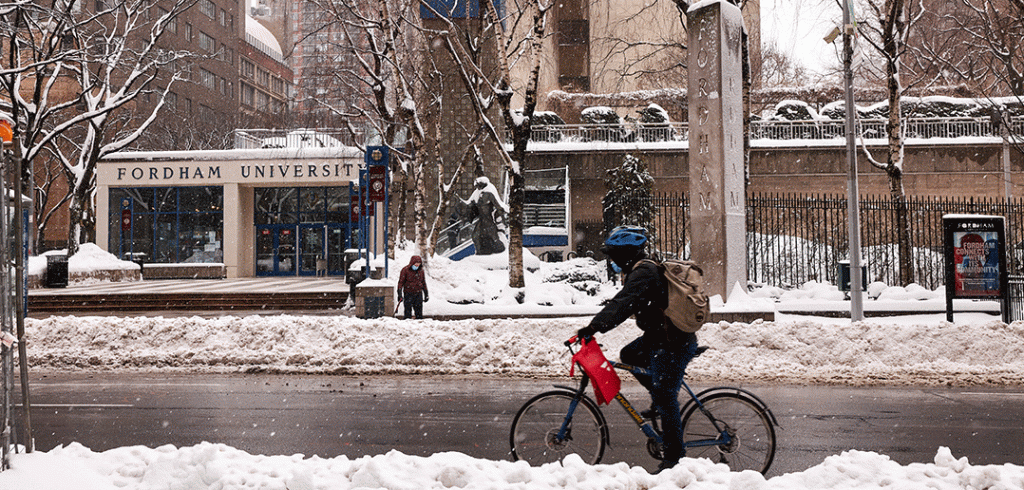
[198,31,215,52]
[240,58,255,79]
[200,0,216,19]
[219,9,226,26]
[255,187,351,225]
[166,92,177,109]
[158,8,177,33]
[184,22,192,42]
[108,187,224,264]
[241,83,255,107]
[198,68,217,91]
[256,90,269,111]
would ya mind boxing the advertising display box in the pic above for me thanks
[943,215,1008,323]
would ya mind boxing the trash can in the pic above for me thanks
[45,254,69,288]
[837,261,867,292]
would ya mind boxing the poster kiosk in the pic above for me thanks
[943,215,1009,323]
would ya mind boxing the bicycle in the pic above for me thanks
[509,336,780,474]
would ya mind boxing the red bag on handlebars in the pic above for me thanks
[570,338,621,405]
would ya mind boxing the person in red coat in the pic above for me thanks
[397,255,429,319]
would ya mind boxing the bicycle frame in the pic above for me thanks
[511,338,778,474]
[555,342,735,453]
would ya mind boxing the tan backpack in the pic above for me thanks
[640,258,711,333]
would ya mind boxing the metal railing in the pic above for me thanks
[232,129,362,149]
[529,122,686,143]
[529,116,1023,143]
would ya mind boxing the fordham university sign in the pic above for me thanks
[106,161,359,185]
[687,0,747,299]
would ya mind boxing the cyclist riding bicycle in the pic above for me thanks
[576,226,700,473]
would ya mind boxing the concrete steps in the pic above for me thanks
[28,291,348,314]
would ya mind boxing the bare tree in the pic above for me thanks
[305,0,486,264]
[919,0,1024,97]
[590,0,689,91]
[755,41,815,88]
[1,0,89,250]
[0,0,194,255]
[423,0,553,289]
[62,0,195,254]
[854,0,926,286]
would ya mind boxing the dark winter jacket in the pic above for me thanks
[397,255,428,295]
[587,256,696,348]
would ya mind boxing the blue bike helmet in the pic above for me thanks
[604,226,648,249]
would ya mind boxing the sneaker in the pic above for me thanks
[640,406,658,420]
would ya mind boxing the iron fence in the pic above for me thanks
[611,192,1024,290]
[1008,275,1024,322]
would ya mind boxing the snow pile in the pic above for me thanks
[2,443,1022,490]
[23,312,1022,385]
[21,241,1021,384]
[28,243,139,277]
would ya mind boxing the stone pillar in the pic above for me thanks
[222,183,241,278]
[356,267,395,318]
[687,1,747,299]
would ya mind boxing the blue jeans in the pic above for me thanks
[621,337,698,462]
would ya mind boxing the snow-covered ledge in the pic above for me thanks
[28,243,142,288]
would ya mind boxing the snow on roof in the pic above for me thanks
[245,14,282,59]
[102,146,364,162]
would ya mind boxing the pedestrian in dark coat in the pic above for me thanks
[397,255,429,319]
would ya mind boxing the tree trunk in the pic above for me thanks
[413,157,429,265]
[389,162,409,256]
[506,164,525,289]
[66,163,96,257]
[883,0,913,286]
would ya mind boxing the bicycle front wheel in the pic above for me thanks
[681,392,776,474]
[509,390,608,466]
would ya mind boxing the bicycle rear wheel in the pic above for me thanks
[681,392,776,474]
[509,390,608,466]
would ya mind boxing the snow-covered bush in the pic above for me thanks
[637,103,673,141]
[771,100,820,121]
[581,106,622,125]
[581,106,631,142]
[527,110,566,142]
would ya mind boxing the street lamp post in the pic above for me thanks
[843,0,864,321]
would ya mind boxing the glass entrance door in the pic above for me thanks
[256,225,298,276]
[298,224,325,276]
[327,225,350,275]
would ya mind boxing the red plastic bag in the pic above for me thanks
[570,338,621,405]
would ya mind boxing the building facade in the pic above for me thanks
[97,148,390,278]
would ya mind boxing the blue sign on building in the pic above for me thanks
[420,0,504,20]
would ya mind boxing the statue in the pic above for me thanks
[457,176,508,255]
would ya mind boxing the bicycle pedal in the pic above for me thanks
[640,408,659,420]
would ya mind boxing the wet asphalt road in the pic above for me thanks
[12,372,1024,476]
